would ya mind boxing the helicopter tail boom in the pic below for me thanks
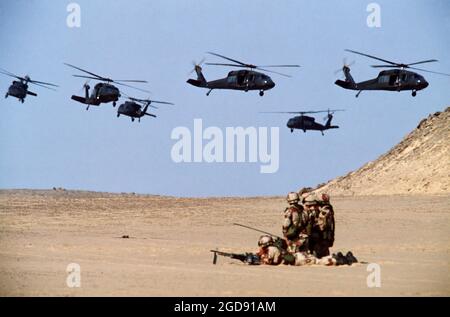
[324,114,339,130]
[335,65,357,90]
[187,65,207,87]
[142,102,156,118]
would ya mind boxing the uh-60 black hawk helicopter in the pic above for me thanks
[187,52,300,96]
[0,68,58,103]
[117,97,174,122]
[64,63,150,110]
[261,109,344,135]
[335,49,450,98]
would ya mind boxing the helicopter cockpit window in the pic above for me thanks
[237,73,246,86]
[379,75,388,83]
[227,75,237,84]
[389,74,398,85]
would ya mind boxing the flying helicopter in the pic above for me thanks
[117,97,174,122]
[335,49,450,97]
[261,109,345,135]
[0,68,58,103]
[187,52,300,96]
[64,63,150,110]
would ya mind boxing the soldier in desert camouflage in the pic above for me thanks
[303,193,335,258]
[256,235,357,266]
[282,192,310,254]
[256,235,283,265]
[292,250,357,266]
[298,187,312,207]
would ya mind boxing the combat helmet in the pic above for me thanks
[304,193,319,206]
[258,235,274,248]
[298,187,312,204]
[286,192,300,204]
[321,193,330,203]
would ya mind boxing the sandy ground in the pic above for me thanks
[0,190,449,296]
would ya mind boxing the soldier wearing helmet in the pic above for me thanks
[292,251,357,266]
[298,187,312,207]
[282,192,310,254]
[256,235,282,265]
[304,193,335,258]
[318,193,335,248]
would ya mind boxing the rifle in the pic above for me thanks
[233,223,287,249]
[210,250,260,265]
[233,223,283,240]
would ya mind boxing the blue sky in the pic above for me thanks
[0,0,449,196]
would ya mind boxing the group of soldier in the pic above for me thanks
[212,189,357,266]
[257,189,357,266]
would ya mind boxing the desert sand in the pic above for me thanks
[0,189,449,296]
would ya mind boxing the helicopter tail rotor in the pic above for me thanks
[188,57,206,76]
[334,58,355,78]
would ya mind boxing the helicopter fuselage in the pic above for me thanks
[286,115,339,135]
[117,100,156,122]
[117,101,144,118]
[7,81,28,98]
[91,82,120,103]
[71,82,120,107]
[336,67,429,96]
[188,69,275,96]
[357,69,428,91]
[209,70,275,91]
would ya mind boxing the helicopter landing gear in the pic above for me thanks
[21,99,24,103]
[86,105,90,111]
[290,129,294,133]
[113,101,116,107]
[138,118,141,123]
[131,118,135,122]
[412,90,417,97]
[355,90,362,98]
[321,131,324,136]
[206,89,213,96]
[5,93,8,99]
[117,113,120,118]
[259,90,264,97]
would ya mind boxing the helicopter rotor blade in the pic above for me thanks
[370,65,399,68]
[72,75,105,81]
[260,109,345,115]
[113,79,148,83]
[188,57,206,75]
[257,64,300,68]
[148,100,174,105]
[407,59,438,66]
[29,79,59,87]
[205,63,245,68]
[260,111,322,114]
[115,82,151,93]
[407,67,450,77]
[207,52,249,67]
[0,68,25,81]
[77,80,91,93]
[129,97,173,106]
[207,52,299,77]
[334,59,355,76]
[256,67,292,78]
[29,81,57,91]
[64,63,106,80]
[345,49,399,66]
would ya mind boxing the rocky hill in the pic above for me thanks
[315,107,450,196]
